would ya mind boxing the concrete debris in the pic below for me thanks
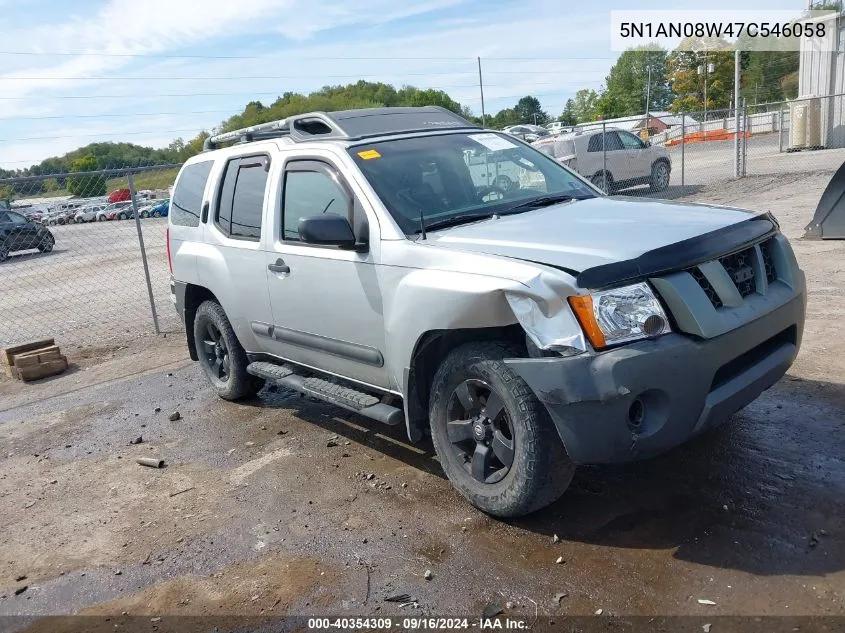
[594,609,603,615]
[136,457,165,468]
[505,601,515,609]
[424,569,433,580]
[697,599,716,605]
[129,436,143,445]
[553,534,560,543]
[168,411,181,421]
[14,586,27,596]
[703,624,712,633]
[555,556,564,564]
[554,592,568,604]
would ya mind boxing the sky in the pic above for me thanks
[0,0,805,170]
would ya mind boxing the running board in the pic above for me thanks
[246,361,403,426]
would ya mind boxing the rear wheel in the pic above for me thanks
[193,300,264,401]
[429,342,574,518]
[650,161,670,192]
[117,212,127,220]
[0,244,9,262]
[152,211,162,218]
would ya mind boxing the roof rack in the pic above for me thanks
[203,106,479,151]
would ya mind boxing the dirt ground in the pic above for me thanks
[1,172,844,630]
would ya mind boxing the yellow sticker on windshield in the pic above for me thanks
[357,149,381,160]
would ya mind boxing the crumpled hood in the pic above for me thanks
[427,196,757,273]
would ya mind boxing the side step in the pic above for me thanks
[247,361,403,426]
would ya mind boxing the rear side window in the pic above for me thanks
[171,160,213,227]
[587,132,623,152]
[215,155,269,241]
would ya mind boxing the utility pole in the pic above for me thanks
[477,57,486,128]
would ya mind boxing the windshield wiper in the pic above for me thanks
[416,213,494,234]
[499,193,587,215]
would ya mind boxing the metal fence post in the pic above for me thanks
[742,101,748,177]
[680,113,685,188]
[602,121,607,192]
[127,172,160,335]
[778,108,785,153]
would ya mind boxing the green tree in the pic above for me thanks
[570,89,600,122]
[667,37,735,113]
[513,96,548,124]
[600,45,672,117]
[66,155,107,197]
[558,99,578,125]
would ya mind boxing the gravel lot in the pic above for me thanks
[0,218,175,349]
[0,168,844,628]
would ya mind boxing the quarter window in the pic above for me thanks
[171,160,213,227]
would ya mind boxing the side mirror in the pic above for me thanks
[299,214,362,250]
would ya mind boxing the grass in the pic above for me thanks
[106,167,180,193]
[12,167,180,202]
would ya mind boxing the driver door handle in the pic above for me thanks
[268,258,290,274]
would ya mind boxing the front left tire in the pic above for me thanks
[193,300,265,401]
[428,341,574,518]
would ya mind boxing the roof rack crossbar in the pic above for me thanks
[202,107,479,151]
[203,111,351,151]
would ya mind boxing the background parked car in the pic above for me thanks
[0,208,55,262]
[146,199,169,218]
[537,127,672,193]
[44,208,69,225]
[107,188,131,203]
[545,121,572,136]
[74,204,107,223]
[98,201,132,221]
[502,124,551,143]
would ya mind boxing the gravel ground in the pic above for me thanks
[0,171,844,630]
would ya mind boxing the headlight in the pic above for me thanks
[568,282,670,349]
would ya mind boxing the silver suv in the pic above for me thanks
[168,106,805,517]
[534,126,672,193]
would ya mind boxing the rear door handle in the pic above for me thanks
[268,258,290,274]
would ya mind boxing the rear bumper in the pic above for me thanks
[504,291,805,464]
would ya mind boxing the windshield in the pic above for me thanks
[349,131,596,235]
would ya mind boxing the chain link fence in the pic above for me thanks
[2,95,845,350]
[532,92,845,195]
[0,164,182,348]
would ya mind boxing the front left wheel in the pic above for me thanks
[193,300,265,401]
[650,161,670,192]
[428,341,574,518]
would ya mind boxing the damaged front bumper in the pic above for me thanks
[504,292,805,464]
